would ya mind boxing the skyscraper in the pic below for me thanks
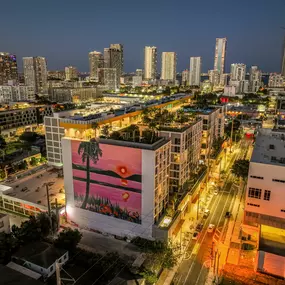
[208,70,220,87]
[189,57,201,86]
[144,46,157,80]
[214,38,227,74]
[161,52,176,81]
[182,70,189,86]
[0,52,18,85]
[249,66,262,92]
[104,44,124,79]
[65,66,78,81]
[230,63,246,81]
[23,57,47,94]
[281,36,285,77]
[89,51,103,81]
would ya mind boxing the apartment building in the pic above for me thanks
[183,106,225,160]
[0,105,52,136]
[158,118,202,193]
[62,136,170,239]
[0,85,35,103]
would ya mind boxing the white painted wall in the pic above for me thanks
[246,162,285,219]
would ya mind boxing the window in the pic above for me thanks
[250,175,263,180]
[247,203,260,207]
[174,138,181,145]
[281,209,285,213]
[248,187,262,199]
[269,144,275,150]
[50,265,54,272]
[272,179,285,183]
[264,190,271,201]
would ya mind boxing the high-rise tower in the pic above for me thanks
[144,46,157,80]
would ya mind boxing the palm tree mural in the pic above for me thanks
[78,138,102,209]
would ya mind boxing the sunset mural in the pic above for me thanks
[71,140,142,224]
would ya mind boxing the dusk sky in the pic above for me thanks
[1,0,285,73]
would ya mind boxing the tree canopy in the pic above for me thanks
[231,159,250,179]
[54,228,82,253]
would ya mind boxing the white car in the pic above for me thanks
[207,224,215,233]
[213,190,218,196]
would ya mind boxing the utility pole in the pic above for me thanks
[46,183,51,216]
[56,261,61,285]
[230,118,234,153]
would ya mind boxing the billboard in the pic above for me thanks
[71,140,142,224]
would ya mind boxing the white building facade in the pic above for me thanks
[161,52,176,81]
[144,46,157,80]
[189,57,201,86]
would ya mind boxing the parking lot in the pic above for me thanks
[4,167,65,208]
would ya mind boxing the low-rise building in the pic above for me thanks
[0,264,43,285]
[245,128,285,278]
[48,87,99,103]
[0,105,52,137]
[12,242,68,278]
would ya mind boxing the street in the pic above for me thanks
[173,139,250,285]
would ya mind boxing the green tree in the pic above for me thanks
[0,232,18,264]
[109,131,122,140]
[37,212,52,237]
[11,216,42,244]
[140,269,158,284]
[231,159,250,180]
[0,135,6,149]
[78,139,102,209]
[0,169,6,180]
[91,121,99,138]
[54,228,82,253]
[101,125,110,138]
[29,157,38,166]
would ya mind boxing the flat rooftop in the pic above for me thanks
[259,226,285,257]
[251,128,285,166]
[0,265,43,285]
[1,167,65,208]
[182,105,217,115]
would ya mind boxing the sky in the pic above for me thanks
[1,0,285,73]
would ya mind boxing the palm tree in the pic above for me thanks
[91,122,99,138]
[78,139,102,209]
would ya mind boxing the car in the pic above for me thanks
[196,223,204,232]
[225,211,231,218]
[207,224,215,233]
[213,190,218,196]
[203,209,210,218]
[192,232,199,240]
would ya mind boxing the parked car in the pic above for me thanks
[207,224,215,233]
[196,223,204,232]
[213,190,218,195]
[192,232,199,240]
[225,211,231,218]
[203,209,210,218]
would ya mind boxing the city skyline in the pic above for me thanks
[0,0,284,73]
